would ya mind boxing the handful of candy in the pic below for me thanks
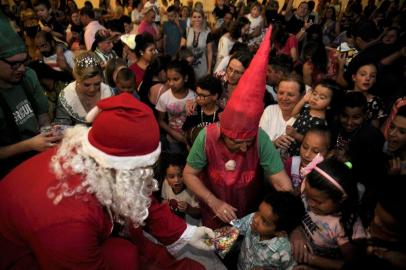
[205,226,239,258]
[40,124,70,137]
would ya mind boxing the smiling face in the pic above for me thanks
[251,202,279,239]
[309,85,333,111]
[387,115,406,153]
[191,11,203,27]
[304,181,339,215]
[166,165,185,194]
[352,64,377,92]
[276,80,302,114]
[77,75,102,97]
[339,106,365,133]
[300,132,330,167]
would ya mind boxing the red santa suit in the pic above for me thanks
[0,93,208,270]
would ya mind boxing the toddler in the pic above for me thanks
[113,67,140,99]
[234,191,304,270]
[161,154,200,225]
[287,79,340,156]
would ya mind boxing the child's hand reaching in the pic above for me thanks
[286,125,299,140]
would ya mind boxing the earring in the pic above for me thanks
[140,52,144,56]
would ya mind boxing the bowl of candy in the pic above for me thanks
[205,226,240,258]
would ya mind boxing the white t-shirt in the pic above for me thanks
[259,104,296,141]
[161,179,200,225]
[155,89,196,135]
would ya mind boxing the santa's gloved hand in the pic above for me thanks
[188,226,215,251]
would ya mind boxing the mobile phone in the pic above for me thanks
[307,15,315,23]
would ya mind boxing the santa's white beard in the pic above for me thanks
[49,125,159,227]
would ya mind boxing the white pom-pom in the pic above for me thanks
[86,106,101,123]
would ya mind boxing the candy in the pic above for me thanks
[206,226,239,258]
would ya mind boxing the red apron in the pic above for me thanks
[200,123,263,229]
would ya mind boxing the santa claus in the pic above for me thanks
[0,92,214,269]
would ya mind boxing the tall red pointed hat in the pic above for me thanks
[220,26,273,139]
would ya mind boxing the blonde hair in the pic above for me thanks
[73,51,103,82]
[191,8,208,29]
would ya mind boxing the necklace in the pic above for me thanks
[200,106,217,124]
[192,30,201,48]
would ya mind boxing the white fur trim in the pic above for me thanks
[81,128,161,169]
[85,106,101,123]
[166,224,196,255]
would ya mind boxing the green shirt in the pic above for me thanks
[0,68,48,145]
[186,127,284,176]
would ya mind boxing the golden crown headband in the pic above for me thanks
[74,55,100,69]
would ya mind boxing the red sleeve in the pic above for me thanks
[286,35,298,51]
[30,222,138,270]
[143,197,187,245]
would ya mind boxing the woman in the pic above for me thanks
[270,22,299,63]
[182,8,213,79]
[65,10,83,51]
[129,32,157,88]
[259,74,305,151]
[214,17,250,70]
[54,52,114,125]
[321,6,339,46]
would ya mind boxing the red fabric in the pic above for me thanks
[129,62,146,89]
[220,26,273,140]
[275,34,298,57]
[200,124,263,229]
[138,21,157,39]
[0,149,198,270]
[89,93,160,157]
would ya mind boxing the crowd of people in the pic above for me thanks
[0,0,405,269]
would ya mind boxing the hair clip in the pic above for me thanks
[300,154,348,199]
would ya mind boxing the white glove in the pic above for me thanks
[188,226,215,251]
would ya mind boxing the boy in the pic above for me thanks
[33,0,64,41]
[163,5,186,58]
[182,75,223,146]
[235,191,304,270]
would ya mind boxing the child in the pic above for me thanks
[33,0,64,41]
[286,79,340,156]
[156,60,196,154]
[245,2,264,49]
[113,67,140,99]
[163,5,186,58]
[161,154,200,225]
[182,75,223,147]
[349,61,385,128]
[234,191,305,270]
[291,157,366,269]
[284,126,332,195]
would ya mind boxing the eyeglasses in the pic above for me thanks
[0,57,30,71]
[226,66,244,76]
[196,93,212,100]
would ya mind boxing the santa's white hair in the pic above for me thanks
[48,125,158,227]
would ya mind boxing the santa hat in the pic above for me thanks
[220,26,273,140]
[82,92,161,170]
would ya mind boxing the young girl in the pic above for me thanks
[291,157,366,269]
[235,191,305,270]
[161,154,200,225]
[350,62,385,128]
[245,2,264,49]
[284,126,332,195]
[286,79,340,156]
[156,60,196,154]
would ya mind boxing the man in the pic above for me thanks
[183,26,293,229]
[0,93,214,269]
[80,6,106,51]
[0,11,57,178]
[284,0,309,36]
[264,54,293,106]
[34,30,74,74]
